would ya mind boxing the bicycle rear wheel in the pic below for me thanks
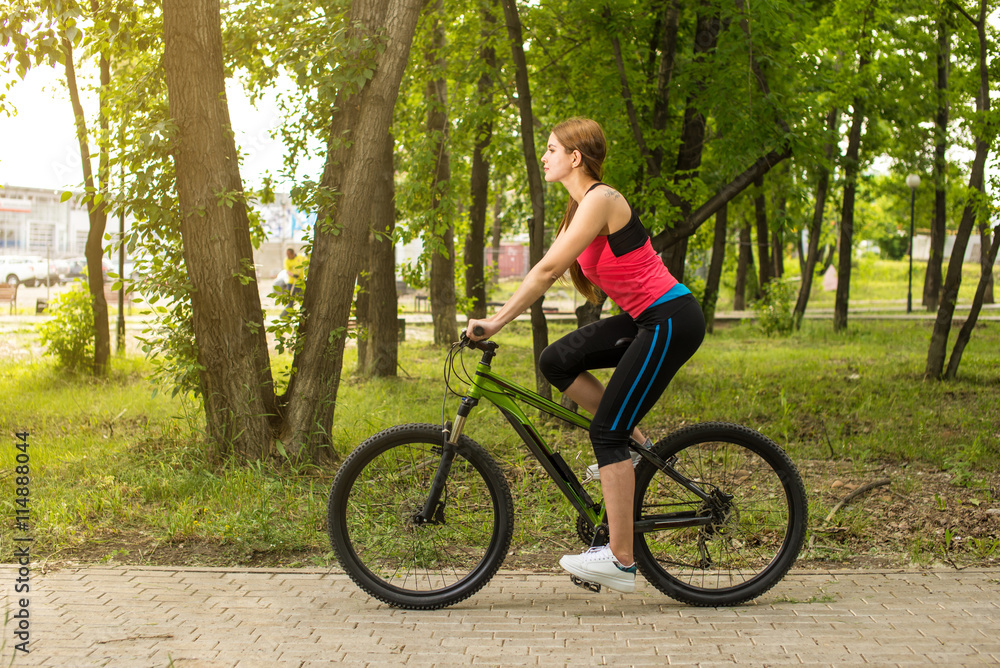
[328,423,514,609]
[633,422,807,606]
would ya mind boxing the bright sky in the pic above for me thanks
[0,66,307,193]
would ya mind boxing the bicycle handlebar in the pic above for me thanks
[459,328,499,355]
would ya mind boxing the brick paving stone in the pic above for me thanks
[2,567,1000,666]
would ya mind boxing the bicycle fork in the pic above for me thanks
[413,396,479,526]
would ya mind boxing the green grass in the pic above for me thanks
[728,257,992,310]
[1,258,999,568]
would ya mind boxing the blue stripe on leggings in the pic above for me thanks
[625,319,672,429]
[611,324,659,431]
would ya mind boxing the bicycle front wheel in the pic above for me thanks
[327,423,514,609]
[634,422,807,606]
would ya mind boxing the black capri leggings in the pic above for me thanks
[538,294,705,467]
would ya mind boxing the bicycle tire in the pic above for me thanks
[327,423,514,609]
[633,422,808,606]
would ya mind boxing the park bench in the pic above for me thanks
[0,283,16,315]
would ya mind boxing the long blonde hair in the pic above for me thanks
[552,118,607,304]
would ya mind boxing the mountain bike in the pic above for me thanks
[327,331,808,610]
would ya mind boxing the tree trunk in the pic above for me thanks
[820,244,835,274]
[363,133,399,377]
[734,217,753,311]
[62,32,110,376]
[772,190,785,278]
[464,2,496,320]
[651,0,680,169]
[702,202,727,333]
[356,257,371,376]
[163,0,275,460]
[834,66,868,333]
[661,241,687,284]
[501,0,550,399]
[754,175,771,292]
[279,0,422,460]
[794,109,839,330]
[426,4,458,346]
[979,222,994,304]
[666,4,719,280]
[945,224,1000,379]
[926,0,992,379]
[923,14,950,310]
[490,194,503,285]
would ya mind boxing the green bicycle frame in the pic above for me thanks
[445,345,604,528]
[439,341,718,536]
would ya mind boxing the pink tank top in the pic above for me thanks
[575,198,677,317]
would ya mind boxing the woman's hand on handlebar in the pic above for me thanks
[466,318,502,341]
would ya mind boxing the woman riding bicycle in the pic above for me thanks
[467,117,705,593]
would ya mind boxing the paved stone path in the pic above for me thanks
[2,566,999,666]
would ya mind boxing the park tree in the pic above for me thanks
[154,0,424,461]
[733,212,754,310]
[793,108,840,329]
[832,59,869,333]
[1,0,122,374]
[162,0,275,458]
[753,175,772,289]
[701,202,727,332]
[463,0,498,321]
[501,0,551,398]
[271,0,423,460]
[925,6,953,310]
[424,0,459,345]
[829,0,886,333]
[925,0,996,380]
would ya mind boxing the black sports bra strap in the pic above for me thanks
[586,182,606,194]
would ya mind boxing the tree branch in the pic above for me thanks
[822,478,891,524]
[947,0,977,26]
[651,146,792,249]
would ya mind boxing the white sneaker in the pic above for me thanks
[560,545,637,593]
[585,439,652,482]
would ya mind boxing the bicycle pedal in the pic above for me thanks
[569,575,601,593]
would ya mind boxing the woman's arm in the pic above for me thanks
[466,192,617,339]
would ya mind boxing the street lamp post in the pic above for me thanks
[906,173,921,314]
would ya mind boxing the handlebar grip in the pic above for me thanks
[472,325,485,337]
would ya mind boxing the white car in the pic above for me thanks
[0,256,39,287]
[24,256,61,286]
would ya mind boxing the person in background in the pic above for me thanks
[274,247,307,317]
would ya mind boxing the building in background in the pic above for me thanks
[0,185,89,256]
